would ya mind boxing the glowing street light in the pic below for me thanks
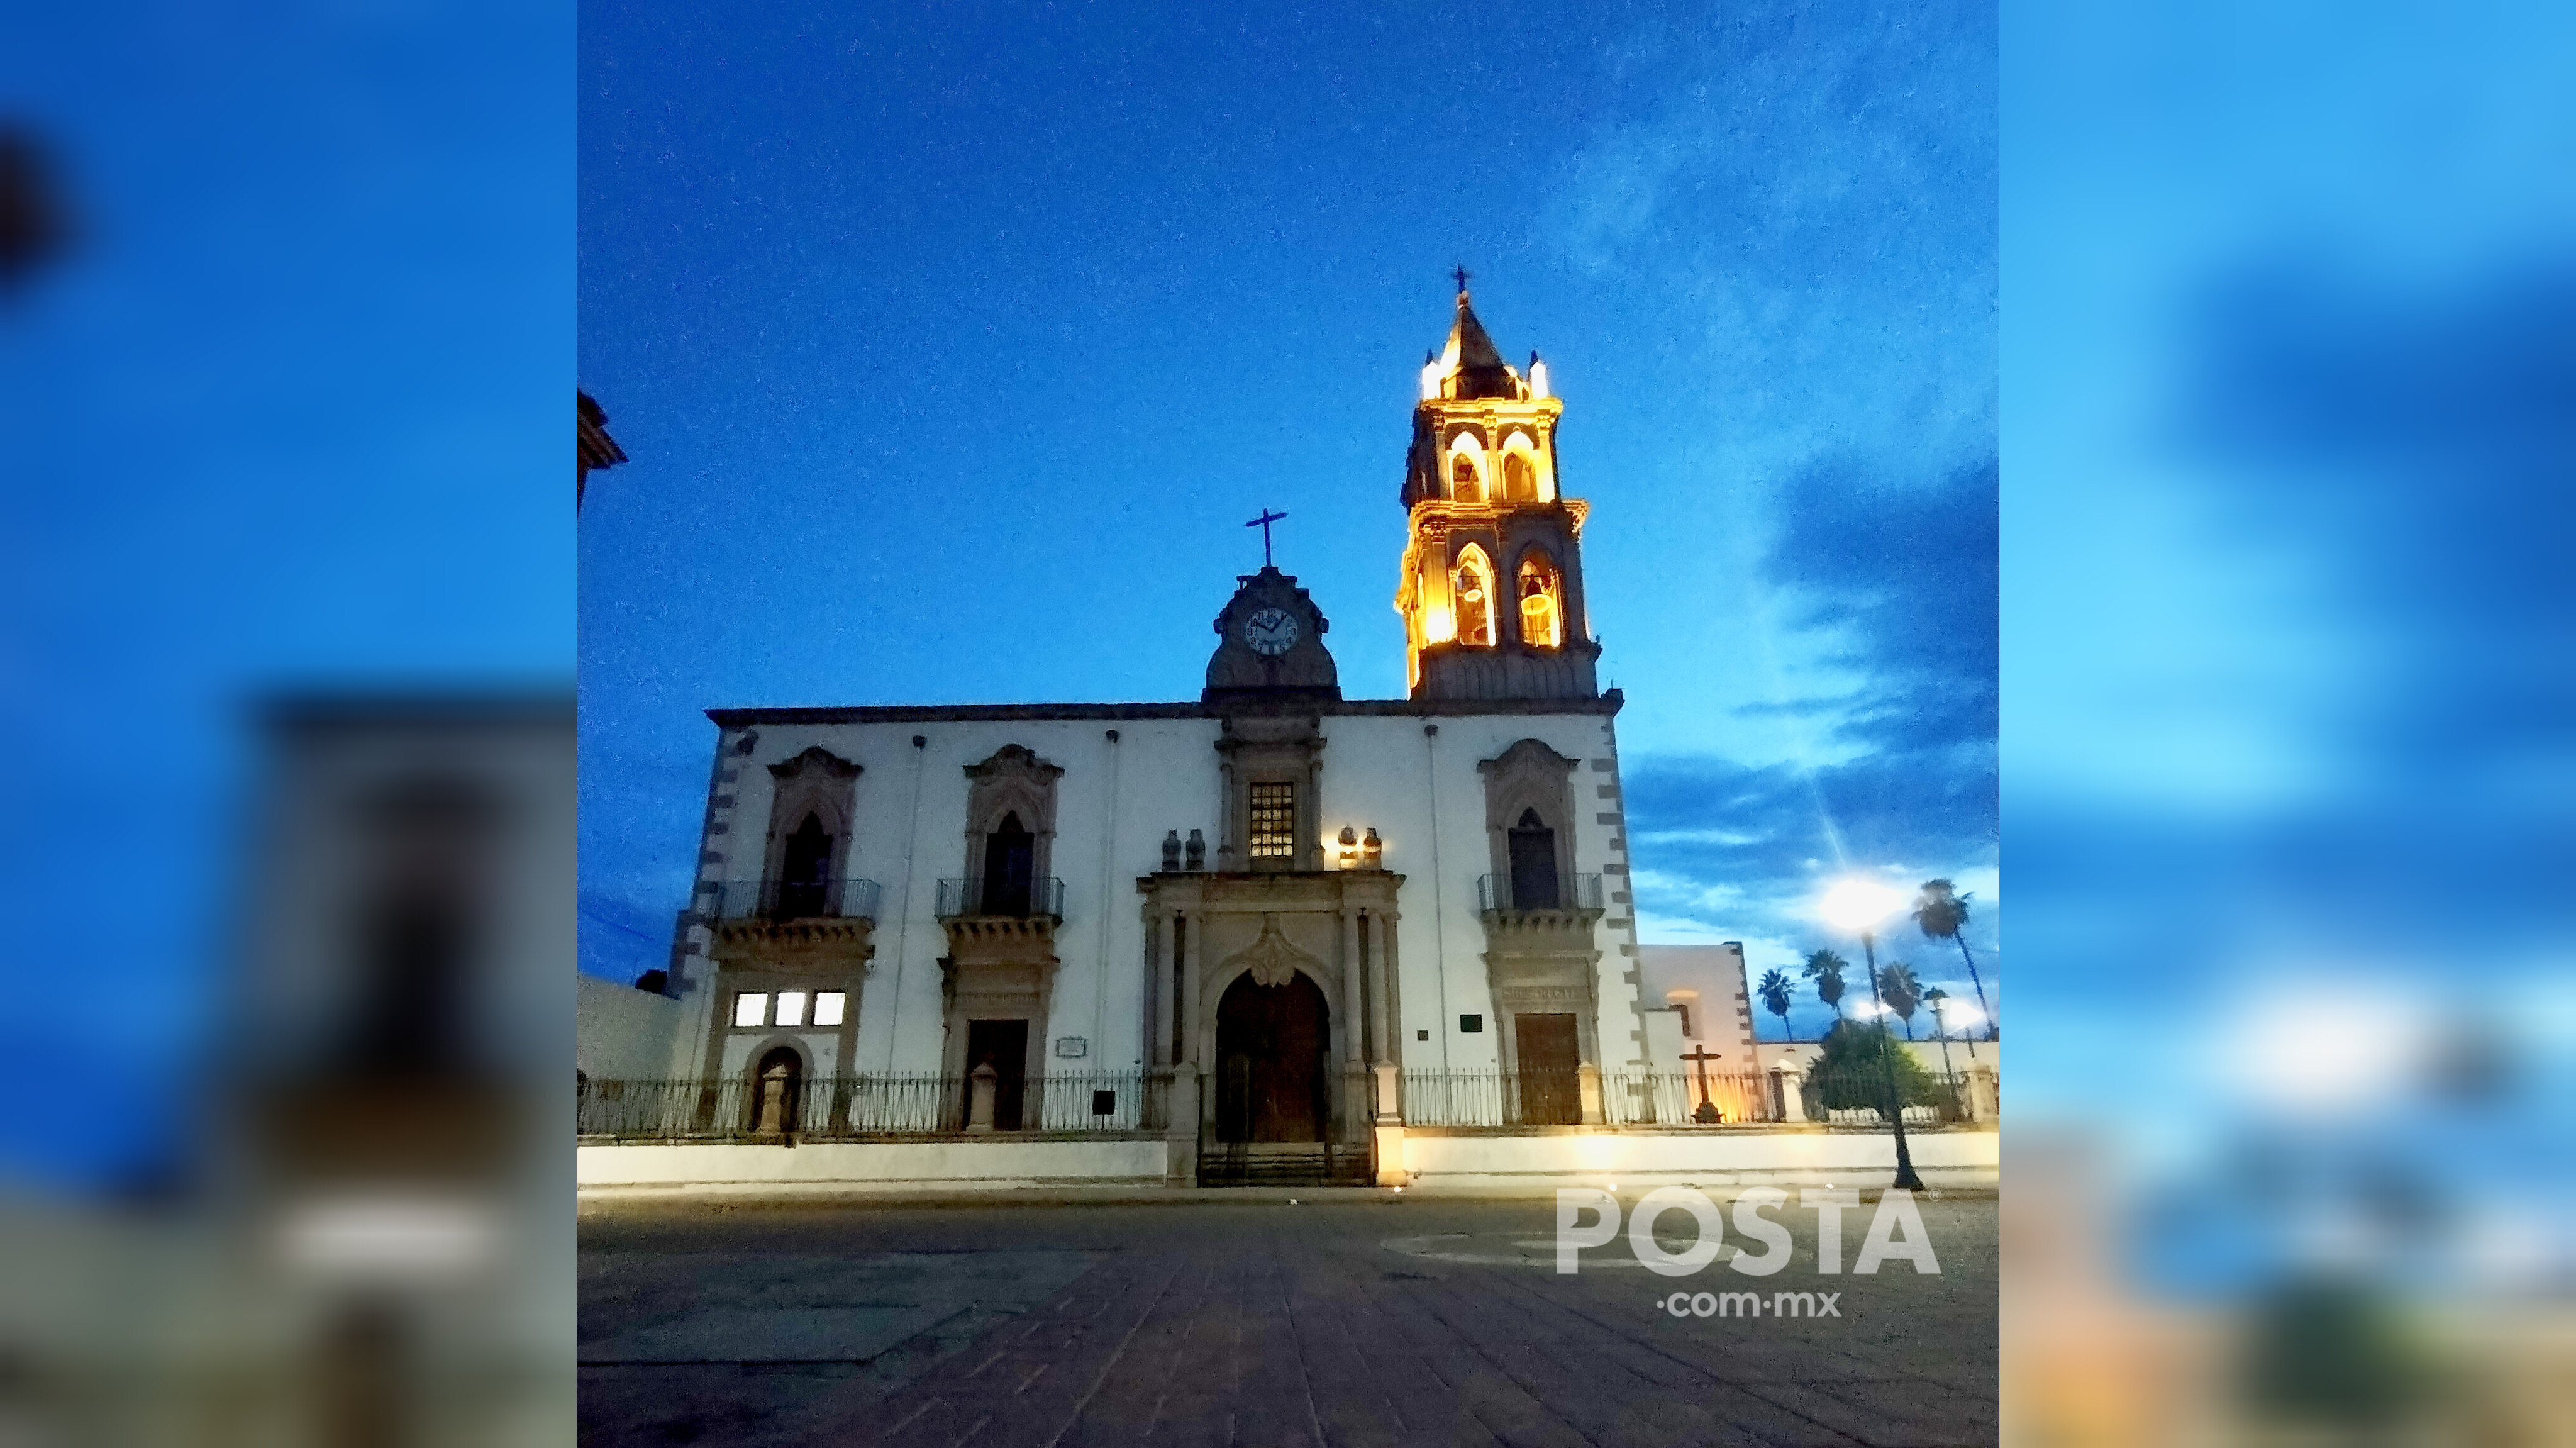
[1819,875,1926,1191]
[1819,877,1908,934]
[1935,995,1983,1061]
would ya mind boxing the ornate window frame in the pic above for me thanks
[762,747,862,914]
[960,744,1063,889]
[1477,738,1579,898]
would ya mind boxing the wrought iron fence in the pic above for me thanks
[699,877,882,923]
[1606,1069,1788,1125]
[1389,1065,1992,1130]
[1397,1069,1590,1127]
[1474,872,1606,913]
[577,1069,1170,1140]
[934,876,1066,920]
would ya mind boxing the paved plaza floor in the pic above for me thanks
[579,1191,1997,1447]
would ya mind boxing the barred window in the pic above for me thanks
[1247,782,1297,860]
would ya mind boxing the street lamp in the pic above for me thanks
[1818,877,1926,1191]
[1924,988,1960,1118]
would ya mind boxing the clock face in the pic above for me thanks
[1245,607,1300,656]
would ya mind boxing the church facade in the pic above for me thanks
[655,288,1652,1178]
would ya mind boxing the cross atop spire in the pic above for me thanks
[1245,508,1287,567]
[1451,263,1471,295]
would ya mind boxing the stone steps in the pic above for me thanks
[1198,1141,1374,1188]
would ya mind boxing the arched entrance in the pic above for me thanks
[749,1047,802,1135]
[1214,971,1330,1142]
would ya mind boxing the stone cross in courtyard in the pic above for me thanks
[1680,1045,1725,1123]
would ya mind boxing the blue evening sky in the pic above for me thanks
[579,0,1996,1040]
[4,0,569,1186]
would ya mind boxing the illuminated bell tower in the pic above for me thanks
[1395,278,1601,700]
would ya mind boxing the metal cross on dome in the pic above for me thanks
[1245,508,1287,567]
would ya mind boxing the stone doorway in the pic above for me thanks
[750,1047,802,1135]
[961,1018,1028,1130]
[1213,971,1329,1142]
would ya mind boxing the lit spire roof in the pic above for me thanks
[1426,276,1525,401]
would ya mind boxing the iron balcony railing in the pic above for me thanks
[1475,872,1604,913]
[577,1070,1172,1140]
[701,877,881,923]
[935,876,1065,920]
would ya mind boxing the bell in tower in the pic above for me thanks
[1393,276,1602,700]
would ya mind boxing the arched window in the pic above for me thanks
[1450,452,1482,502]
[1507,807,1562,908]
[775,811,832,917]
[982,811,1035,916]
[1453,548,1495,647]
[1502,450,1536,501]
[1517,554,1563,648]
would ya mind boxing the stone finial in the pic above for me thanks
[1185,828,1207,872]
[965,1062,1000,1132]
[1363,827,1383,868]
[1161,830,1182,872]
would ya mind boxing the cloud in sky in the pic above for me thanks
[1625,454,1999,1036]
[1521,2,1997,1037]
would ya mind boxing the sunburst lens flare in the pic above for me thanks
[1819,878,1907,933]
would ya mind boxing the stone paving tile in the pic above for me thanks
[582,1196,1996,1447]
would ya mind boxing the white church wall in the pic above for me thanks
[677,704,1648,1089]
[695,716,1226,1081]
[1318,709,1646,1074]
[716,1031,841,1081]
[575,972,681,1081]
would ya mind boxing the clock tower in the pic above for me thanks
[1394,281,1602,700]
[1203,565,1338,707]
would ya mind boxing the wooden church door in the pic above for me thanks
[1514,1014,1581,1125]
[1213,972,1330,1142]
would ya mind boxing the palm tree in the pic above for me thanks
[1877,962,1923,1040]
[1756,967,1796,1042]
[1801,949,1848,1024]
[1913,879,1995,1041]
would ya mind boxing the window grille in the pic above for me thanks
[1247,782,1297,860]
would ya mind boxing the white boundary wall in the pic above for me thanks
[1394,1129,1999,1189]
[577,1128,1996,1195]
[577,1138,1167,1193]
